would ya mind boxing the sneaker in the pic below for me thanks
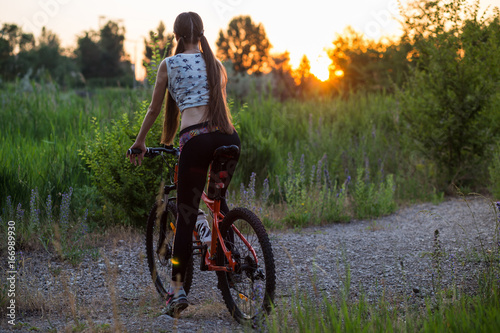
[195,210,212,245]
[165,289,188,317]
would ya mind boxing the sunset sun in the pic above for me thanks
[309,54,331,82]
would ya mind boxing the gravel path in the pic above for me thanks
[2,196,498,332]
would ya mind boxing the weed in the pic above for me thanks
[431,229,443,292]
[352,167,396,220]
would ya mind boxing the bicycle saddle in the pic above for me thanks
[208,145,240,199]
[213,145,240,162]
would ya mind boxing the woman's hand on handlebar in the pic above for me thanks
[127,141,146,166]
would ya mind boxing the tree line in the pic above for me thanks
[1,0,499,101]
[0,20,135,87]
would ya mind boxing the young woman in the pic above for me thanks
[127,12,240,316]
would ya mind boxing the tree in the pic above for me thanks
[0,24,79,85]
[294,55,311,84]
[0,37,10,75]
[0,25,15,77]
[269,51,297,99]
[76,31,101,79]
[0,24,67,81]
[327,27,383,91]
[399,0,500,189]
[144,21,174,66]
[75,20,132,86]
[99,21,126,78]
[1,24,22,53]
[34,27,61,75]
[38,26,59,49]
[216,15,271,75]
[326,26,411,93]
[0,24,35,79]
[293,55,314,97]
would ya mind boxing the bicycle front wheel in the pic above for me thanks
[146,200,193,298]
[216,207,276,325]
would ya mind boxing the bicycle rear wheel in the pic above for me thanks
[146,200,193,298]
[216,207,276,325]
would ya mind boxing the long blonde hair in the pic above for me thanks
[161,12,234,145]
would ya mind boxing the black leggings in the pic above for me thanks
[172,126,240,283]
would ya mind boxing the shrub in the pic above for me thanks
[79,105,169,226]
[399,0,500,190]
[79,38,171,226]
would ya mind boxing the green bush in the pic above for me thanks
[79,39,171,226]
[79,105,170,226]
[399,0,500,190]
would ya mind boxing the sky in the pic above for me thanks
[1,0,498,80]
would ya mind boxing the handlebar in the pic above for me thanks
[127,146,179,158]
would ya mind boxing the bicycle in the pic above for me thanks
[127,145,276,324]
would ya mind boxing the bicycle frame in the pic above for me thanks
[161,159,258,274]
[200,192,258,272]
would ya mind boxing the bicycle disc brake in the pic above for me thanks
[242,255,265,282]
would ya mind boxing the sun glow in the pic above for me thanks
[290,52,333,82]
[309,54,332,82]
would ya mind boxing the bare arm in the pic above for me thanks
[128,59,168,165]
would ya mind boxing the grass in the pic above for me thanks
[1,80,451,230]
[0,82,149,220]
[232,91,444,205]
[261,282,500,332]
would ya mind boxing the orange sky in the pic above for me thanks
[1,0,498,80]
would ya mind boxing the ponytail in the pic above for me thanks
[160,37,185,145]
[161,12,234,145]
[199,34,234,135]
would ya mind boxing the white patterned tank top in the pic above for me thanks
[166,53,210,112]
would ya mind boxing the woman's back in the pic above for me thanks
[166,53,210,113]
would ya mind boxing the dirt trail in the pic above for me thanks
[1,196,497,332]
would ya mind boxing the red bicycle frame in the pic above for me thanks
[199,191,259,273]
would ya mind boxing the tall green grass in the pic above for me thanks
[0,81,454,228]
[1,82,442,228]
[228,92,443,227]
[233,92,439,205]
[0,82,149,214]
